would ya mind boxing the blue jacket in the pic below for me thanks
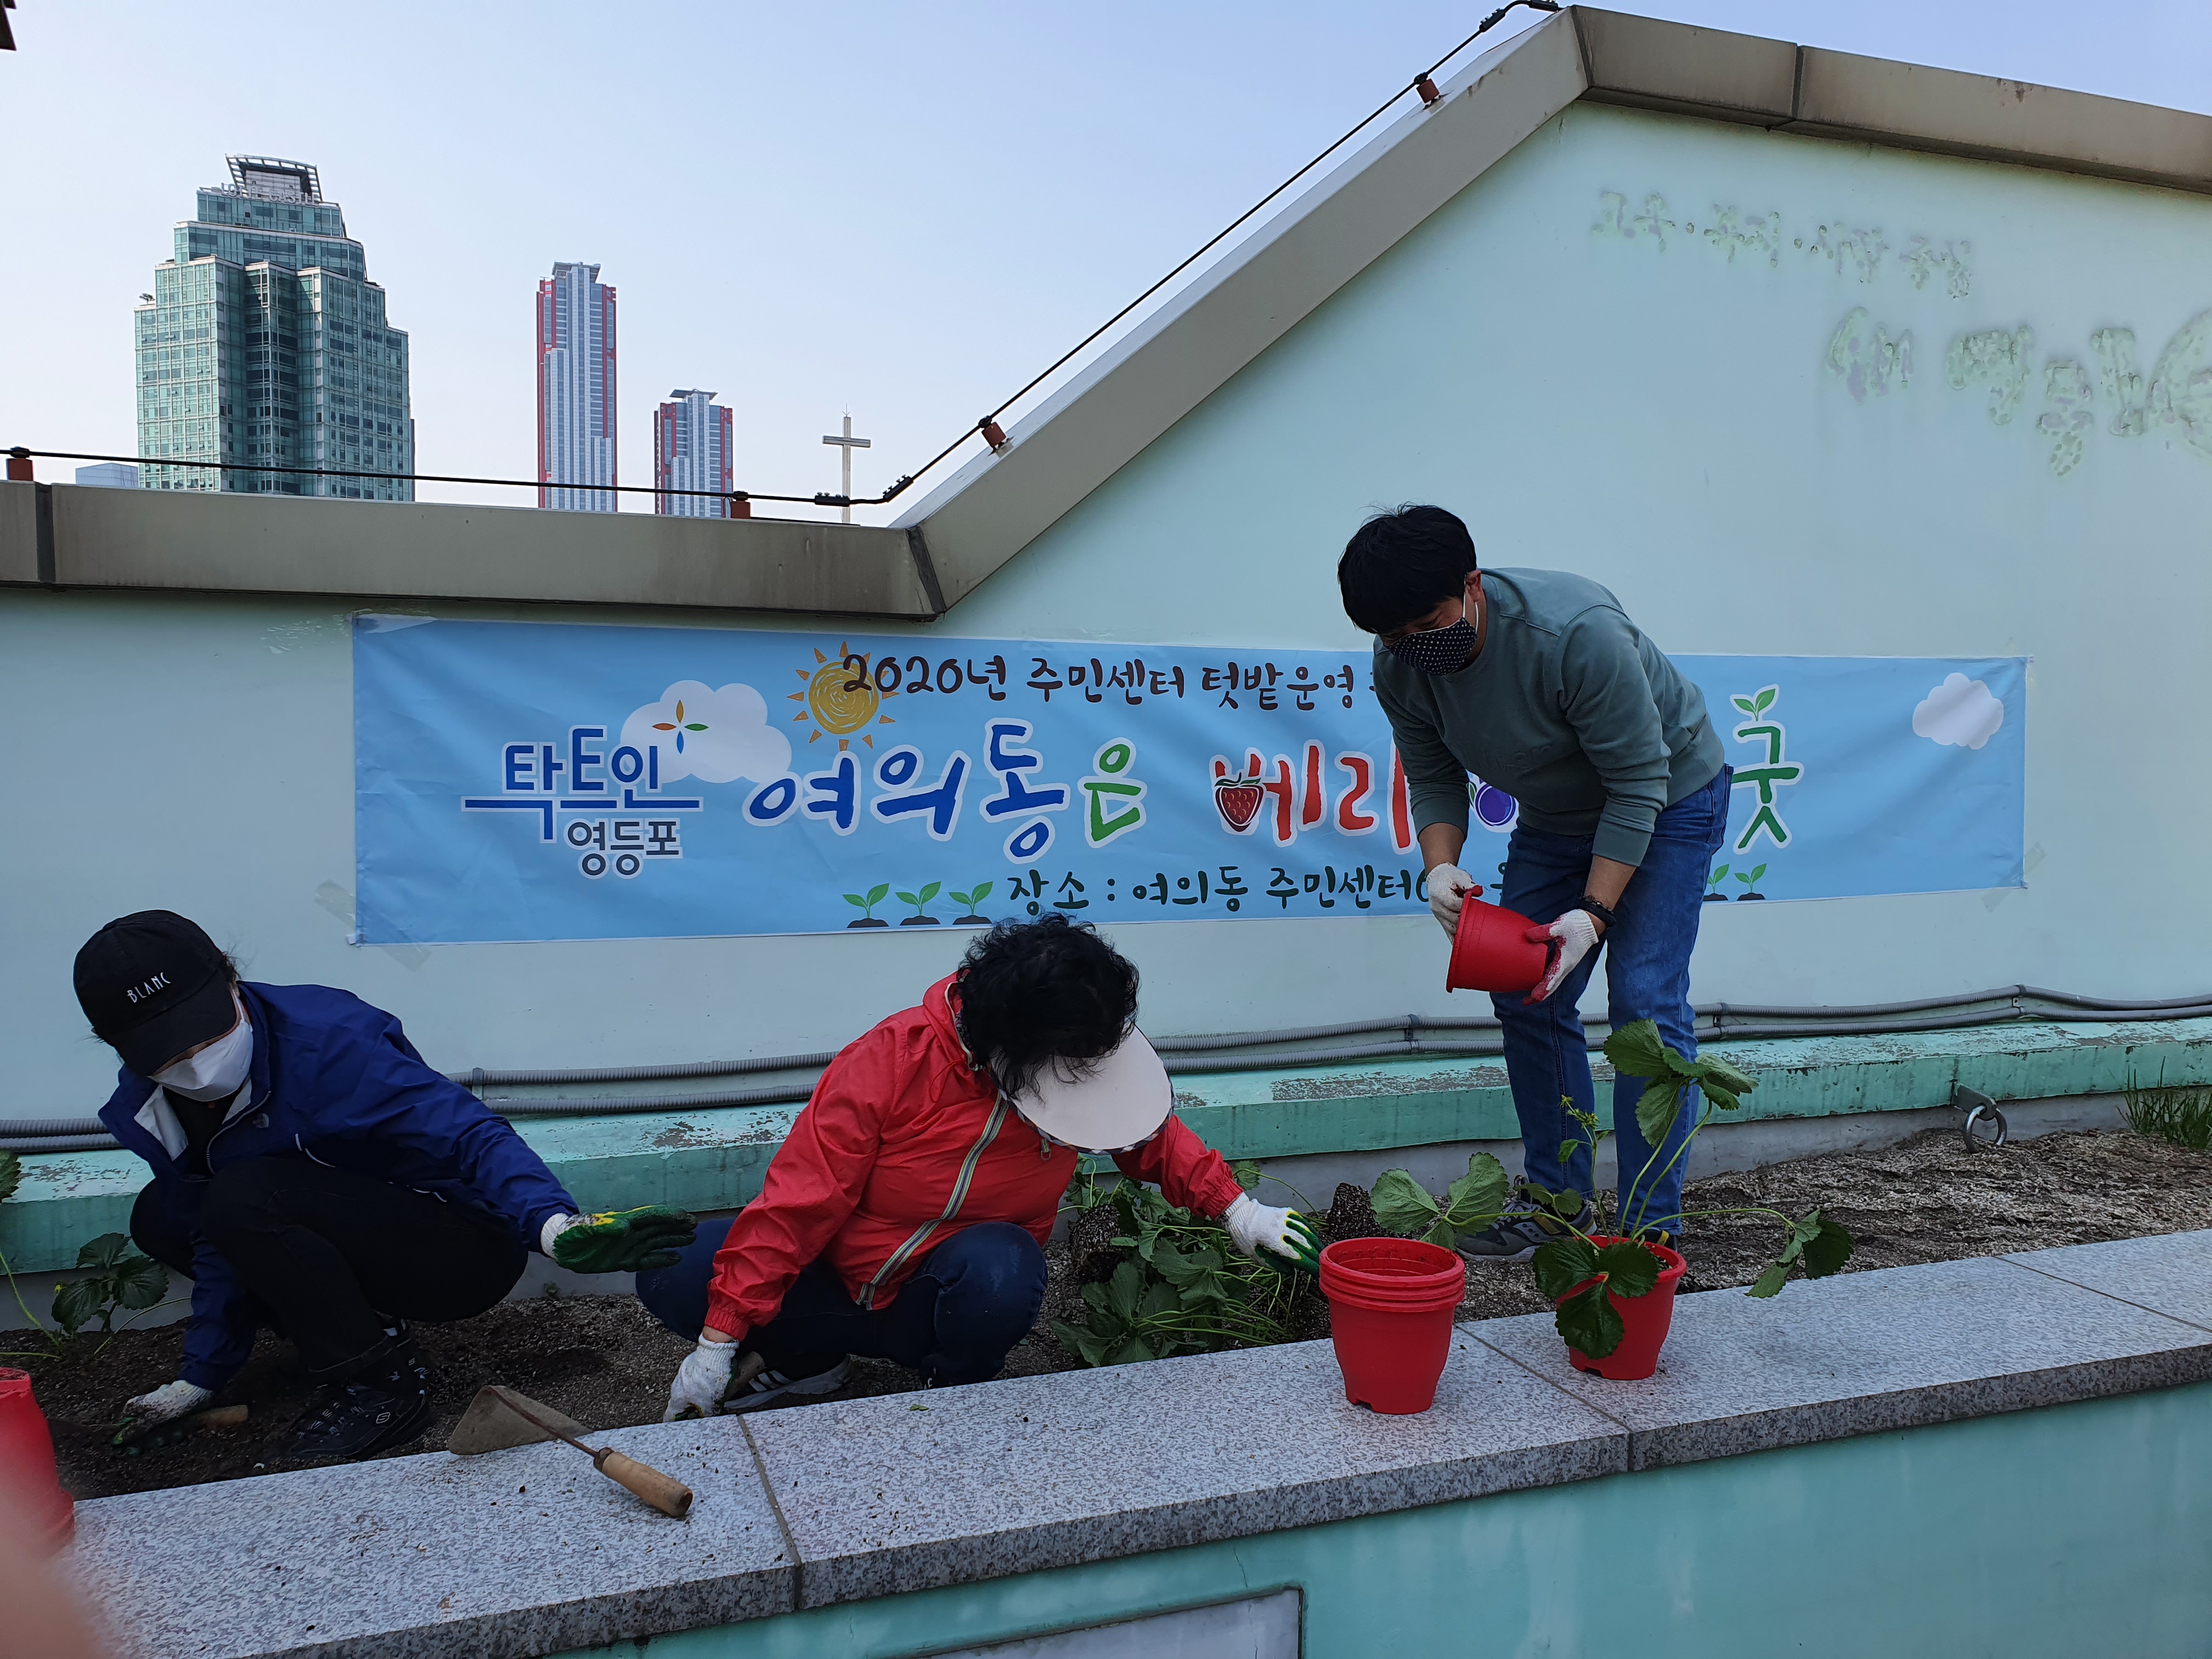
[98,981,577,1390]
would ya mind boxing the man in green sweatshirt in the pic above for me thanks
[1339,505,1729,1257]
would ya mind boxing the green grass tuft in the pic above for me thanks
[2124,1081,2212,1153]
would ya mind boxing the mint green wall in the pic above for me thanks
[8,101,2210,1115]
[569,1383,2212,1658]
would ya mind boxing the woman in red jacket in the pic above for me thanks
[647,915,1318,1417]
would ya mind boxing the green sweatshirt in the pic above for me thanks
[1372,567,1724,868]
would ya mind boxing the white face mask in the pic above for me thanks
[152,991,253,1101]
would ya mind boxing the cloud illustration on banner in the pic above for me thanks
[1912,673,2004,751]
[622,681,792,783]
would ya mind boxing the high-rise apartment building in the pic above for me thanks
[653,389,733,517]
[135,156,413,499]
[537,262,617,511]
[75,463,140,488]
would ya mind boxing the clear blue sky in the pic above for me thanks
[3,1,2206,521]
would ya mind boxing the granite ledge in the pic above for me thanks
[1471,1245,2212,1470]
[64,1231,2212,1658]
[742,1331,1628,1610]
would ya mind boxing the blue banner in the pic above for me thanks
[352,619,2024,943]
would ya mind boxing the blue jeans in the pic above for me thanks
[635,1217,1047,1387]
[1493,766,1729,1235]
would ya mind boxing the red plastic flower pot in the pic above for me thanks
[1446,892,1549,995]
[1319,1238,1466,1414]
[0,1368,74,1553]
[1556,1238,1688,1381]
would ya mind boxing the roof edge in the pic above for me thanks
[911,7,2212,610]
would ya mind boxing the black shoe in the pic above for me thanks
[721,1350,850,1414]
[284,1346,433,1458]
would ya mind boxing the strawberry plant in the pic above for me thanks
[1051,1172,1311,1365]
[1370,1153,1510,1246]
[52,1233,169,1336]
[1373,1019,1854,1359]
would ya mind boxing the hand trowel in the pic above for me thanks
[449,1385,693,1519]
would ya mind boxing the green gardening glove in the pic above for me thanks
[545,1205,698,1273]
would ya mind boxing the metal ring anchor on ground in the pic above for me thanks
[1950,1085,2010,1152]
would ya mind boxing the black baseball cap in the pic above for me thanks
[73,911,239,1077]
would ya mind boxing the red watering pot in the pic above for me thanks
[1446,888,1549,995]
[1319,1238,1466,1414]
[0,1368,73,1553]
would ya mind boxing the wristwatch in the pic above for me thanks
[1571,895,1618,930]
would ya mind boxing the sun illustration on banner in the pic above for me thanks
[789,644,898,752]
[652,698,710,754]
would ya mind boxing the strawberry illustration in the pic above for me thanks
[1214,774,1263,833]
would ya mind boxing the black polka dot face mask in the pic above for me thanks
[1389,615,1478,675]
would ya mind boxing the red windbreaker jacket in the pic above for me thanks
[704,976,1243,1339]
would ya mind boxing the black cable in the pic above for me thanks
[7,2,1561,517]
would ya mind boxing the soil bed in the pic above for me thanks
[23,1127,2211,1500]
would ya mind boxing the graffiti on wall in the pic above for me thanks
[1592,188,2212,478]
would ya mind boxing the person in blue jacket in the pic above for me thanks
[74,911,695,1459]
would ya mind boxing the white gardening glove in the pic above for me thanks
[1525,909,1601,1005]
[125,1379,213,1425]
[1426,864,1477,937]
[1221,1193,1321,1272]
[540,1213,580,1256]
[663,1335,736,1421]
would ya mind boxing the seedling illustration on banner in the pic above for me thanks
[352,619,2025,945]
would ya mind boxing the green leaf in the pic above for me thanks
[1138,1280,1181,1319]
[1554,1280,1625,1359]
[1106,1261,1143,1322]
[1080,1282,1114,1318]
[1749,865,1767,882]
[50,1278,102,1336]
[843,893,867,909]
[1531,1235,1601,1301]
[1602,1019,1672,1081]
[1550,1189,1584,1220]
[1747,1260,1791,1299]
[1232,1159,1263,1193]
[1593,1239,1661,1299]
[1709,864,1729,884]
[1800,1212,1855,1278]
[1049,1318,1108,1365]
[970,880,994,902]
[1635,1077,1685,1147]
[866,883,890,905]
[1754,687,1776,713]
[1695,1053,1758,1097]
[1736,871,1753,886]
[0,1148,20,1206]
[1370,1169,1442,1236]
[111,1253,168,1311]
[76,1233,133,1271]
[1731,696,1758,715]
[1149,1241,1203,1288]
[918,882,941,903]
[1109,1336,1155,1365]
[1558,1139,1581,1167]
[1701,1082,1741,1115]
[894,891,918,906]
[1440,1153,1510,1232]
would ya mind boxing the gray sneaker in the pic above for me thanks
[1458,1188,1593,1263]
[722,1353,851,1414]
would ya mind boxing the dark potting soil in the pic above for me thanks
[23,1127,2210,1501]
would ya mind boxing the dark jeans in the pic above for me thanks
[1493,765,1731,1235]
[636,1217,1047,1387]
[132,1155,527,1381]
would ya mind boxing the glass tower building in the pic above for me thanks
[653,389,733,517]
[134,156,414,499]
[537,262,618,511]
